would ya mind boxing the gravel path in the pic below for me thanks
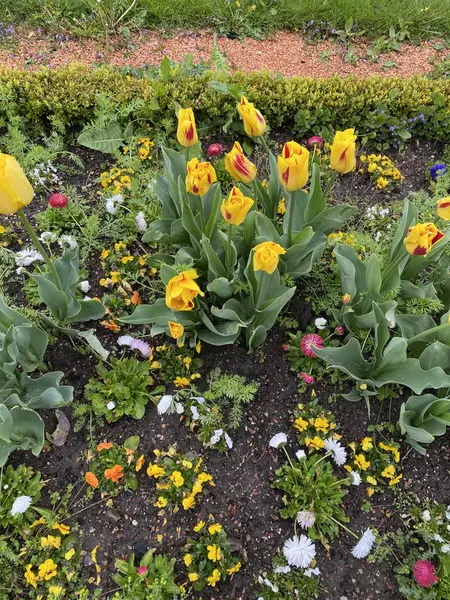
[1,30,448,76]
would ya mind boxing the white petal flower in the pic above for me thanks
[263,578,278,592]
[296,449,306,461]
[314,317,327,330]
[80,280,90,293]
[283,535,316,568]
[15,248,43,267]
[297,510,316,529]
[350,471,361,486]
[58,234,77,249]
[117,335,134,347]
[157,395,173,415]
[106,401,116,410]
[224,433,233,449]
[351,528,375,559]
[274,565,291,574]
[422,510,431,522]
[269,432,287,448]
[106,198,117,214]
[324,437,347,466]
[434,534,444,542]
[175,402,184,414]
[190,405,200,420]
[39,231,58,244]
[10,495,32,516]
[442,544,450,554]
[210,429,223,445]
[445,506,450,520]
[136,211,147,232]
[192,396,205,404]
[304,567,321,577]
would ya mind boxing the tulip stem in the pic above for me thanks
[287,190,297,248]
[407,322,450,345]
[198,197,205,230]
[259,136,270,156]
[17,208,62,289]
[226,223,233,274]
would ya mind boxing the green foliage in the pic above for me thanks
[399,393,450,454]
[84,357,164,422]
[112,550,180,600]
[256,553,322,599]
[0,464,43,528]
[204,368,259,428]
[272,454,349,548]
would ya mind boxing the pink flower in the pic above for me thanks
[137,566,148,576]
[307,136,324,148]
[413,560,438,588]
[207,143,224,158]
[282,344,289,352]
[300,333,324,358]
[48,193,68,208]
[335,325,345,335]
[130,339,151,358]
[300,371,315,384]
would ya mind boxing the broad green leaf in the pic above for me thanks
[77,124,123,153]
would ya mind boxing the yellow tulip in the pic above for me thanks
[176,108,198,147]
[221,186,254,226]
[404,222,444,256]
[238,96,266,137]
[277,141,309,191]
[253,241,286,274]
[165,269,204,311]
[437,197,450,220]
[225,142,257,184]
[0,153,34,215]
[330,129,357,174]
[185,158,217,196]
[168,321,184,339]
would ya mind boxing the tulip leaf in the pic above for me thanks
[65,299,105,324]
[304,163,326,223]
[248,325,267,350]
[33,275,69,323]
[389,199,417,261]
[77,124,123,153]
[207,277,234,299]
[200,236,227,279]
[306,205,357,235]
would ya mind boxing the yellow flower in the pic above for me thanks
[225,141,257,183]
[0,225,6,234]
[253,241,286,274]
[381,465,395,479]
[155,496,168,508]
[147,464,166,478]
[277,198,286,215]
[177,108,198,147]
[188,572,199,582]
[52,523,70,535]
[121,255,134,264]
[30,516,45,528]
[170,471,184,487]
[305,436,325,450]
[208,523,222,534]
[354,454,371,471]
[183,356,192,368]
[194,520,205,532]
[165,269,204,311]
[294,417,309,432]
[404,222,444,256]
[65,548,76,560]
[186,158,217,196]
[207,544,221,562]
[227,561,241,574]
[41,535,61,549]
[330,129,357,174]
[437,197,450,220]
[195,341,201,353]
[136,454,145,472]
[389,474,402,486]
[366,476,378,485]
[361,437,373,451]
[314,417,329,433]
[207,568,221,587]
[197,472,213,483]
[184,554,193,567]
[0,153,34,215]
[25,564,38,588]
[221,185,254,226]
[48,586,63,596]
[192,481,203,495]
[38,559,57,581]
[342,293,352,304]
[191,372,201,380]
[182,495,196,510]
[168,321,184,340]
[174,376,190,387]
[238,96,266,137]
[181,459,193,469]
[367,487,375,497]
[277,141,310,191]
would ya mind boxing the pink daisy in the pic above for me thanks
[413,560,438,588]
[335,325,345,336]
[301,372,315,385]
[300,333,324,358]
[137,566,148,576]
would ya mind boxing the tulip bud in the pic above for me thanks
[207,143,224,158]
[177,108,198,148]
[225,142,257,184]
[277,141,310,191]
[342,293,352,304]
[238,96,266,137]
[253,241,286,275]
[282,343,289,352]
[437,197,450,221]
[221,186,254,226]
[330,129,357,174]
[185,158,217,196]
[49,193,68,208]
[0,153,34,215]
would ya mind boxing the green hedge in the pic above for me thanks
[1,65,450,146]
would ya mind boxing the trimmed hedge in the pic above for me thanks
[1,65,450,145]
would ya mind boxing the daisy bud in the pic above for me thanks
[207,143,224,158]
[48,193,68,208]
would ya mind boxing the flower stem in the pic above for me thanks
[286,190,297,248]
[324,512,358,539]
[17,208,62,289]
[259,135,270,156]
[407,322,450,345]
[226,223,233,274]
[198,196,205,230]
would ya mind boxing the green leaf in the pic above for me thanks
[33,275,69,323]
[77,124,123,153]
[366,254,382,298]
[207,277,234,299]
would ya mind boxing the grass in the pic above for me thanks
[1,0,450,39]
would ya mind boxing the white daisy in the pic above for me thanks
[192,396,205,404]
[263,578,278,593]
[274,565,291,574]
[442,544,450,554]
[297,510,316,529]
[58,234,77,249]
[434,534,444,542]
[422,510,431,522]
[117,335,134,347]
[324,437,347,466]
[283,535,316,568]
[304,567,321,577]
[39,231,57,244]
[210,429,223,444]
[350,471,361,486]
[175,402,184,414]
[136,211,147,232]
[10,495,32,516]
[224,432,233,449]
[269,432,287,448]
[296,449,306,461]
[351,528,376,559]
[106,198,117,214]
[157,395,173,415]
[190,405,200,420]
[15,248,43,267]
[106,401,116,410]
[80,280,90,293]
[314,317,327,330]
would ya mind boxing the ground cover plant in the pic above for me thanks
[2,46,450,600]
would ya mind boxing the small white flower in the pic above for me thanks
[350,471,361,486]
[10,495,32,516]
[304,567,321,577]
[445,506,450,520]
[379,208,389,217]
[296,449,306,461]
[39,231,57,244]
[117,335,134,347]
[422,510,431,522]
[210,429,223,444]
[283,535,316,568]
[324,437,347,466]
[224,432,233,449]
[434,534,444,542]
[106,401,116,410]
[106,198,117,214]
[192,396,205,404]
[175,402,184,414]
[314,317,327,330]
[274,565,291,574]
[58,234,77,249]
[375,231,382,242]
[136,211,147,232]
[442,544,450,554]
[190,405,200,420]
[157,395,173,415]
[80,280,90,293]
[263,578,278,593]
[351,528,375,559]
[297,510,316,529]
[269,432,287,448]
[15,248,43,267]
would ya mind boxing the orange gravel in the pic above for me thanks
[1,30,448,77]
